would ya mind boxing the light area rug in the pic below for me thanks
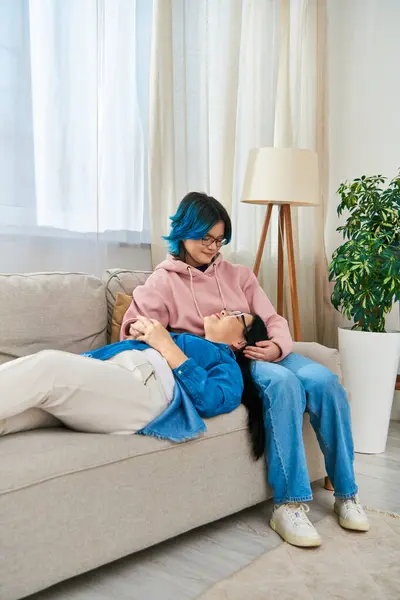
[196,508,400,600]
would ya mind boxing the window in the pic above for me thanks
[0,0,153,243]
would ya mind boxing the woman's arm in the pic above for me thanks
[135,317,243,418]
[120,272,170,340]
[242,268,293,360]
[172,356,243,418]
[133,316,187,369]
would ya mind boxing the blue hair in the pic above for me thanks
[163,192,232,256]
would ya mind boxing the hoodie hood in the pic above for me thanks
[155,254,226,318]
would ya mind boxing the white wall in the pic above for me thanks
[326,0,400,256]
[326,0,400,342]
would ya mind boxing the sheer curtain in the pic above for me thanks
[0,0,152,275]
[149,0,331,343]
[149,0,280,268]
[277,0,337,344]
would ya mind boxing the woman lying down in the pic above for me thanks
[0,311,264,439]
[0,309,369,546]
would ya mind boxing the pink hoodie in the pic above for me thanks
[121,255,293,360]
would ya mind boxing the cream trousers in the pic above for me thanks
[0,349,171,436]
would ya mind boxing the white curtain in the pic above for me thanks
[0,0,152,274]
[149,0,332,343]
[149,0,253,267]
[279,0,337,345]
[149,0,280,265]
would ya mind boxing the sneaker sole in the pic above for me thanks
[270,519,322,548]
[334,505,370,532]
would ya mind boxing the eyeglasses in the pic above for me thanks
[201,235,227,248]
[224,310,245,318]
[223,310,248,332]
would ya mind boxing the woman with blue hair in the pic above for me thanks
[122,191,369,547]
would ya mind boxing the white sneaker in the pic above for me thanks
[334,495,370,532]
[270,503,322,547]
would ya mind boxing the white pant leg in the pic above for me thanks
[0,349,169,435]
[0,409,60,436]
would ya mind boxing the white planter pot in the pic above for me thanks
[338,328,400,454]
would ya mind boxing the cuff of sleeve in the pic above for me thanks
[272,338,293,362]
[173,358,199,397]
[173,358,196,378]
[122,318,137,338]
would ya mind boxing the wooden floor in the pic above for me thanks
[29,422,400,600]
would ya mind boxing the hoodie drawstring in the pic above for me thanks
[213,263,227,310]
[188,267,204,319]
[187,263,227,319]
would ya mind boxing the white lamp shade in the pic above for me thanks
[241,147,320,206]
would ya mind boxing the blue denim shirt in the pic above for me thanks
[82,333,243,442]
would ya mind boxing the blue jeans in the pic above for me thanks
[251,353,358,504]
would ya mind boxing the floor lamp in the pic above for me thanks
[241,147,320,342]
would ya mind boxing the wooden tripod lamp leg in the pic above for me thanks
[283,205,301,342]
[253,204,273,277]
[277,206,285,316]
[324,476,334,492]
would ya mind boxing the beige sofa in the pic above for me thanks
[0,269,341,600]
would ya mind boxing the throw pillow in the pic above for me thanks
[111,292,132,343]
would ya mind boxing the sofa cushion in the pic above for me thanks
[293,341,341,379]
[0,406,248,494]
[0,272,107,364]
[0,405,323,497]
[111,292,132,342]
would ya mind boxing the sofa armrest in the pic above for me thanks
[292,341,342,379]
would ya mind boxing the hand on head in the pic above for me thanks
[205,311,280,362]
[243,340,281,362]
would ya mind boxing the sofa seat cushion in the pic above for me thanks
[0,406,249,495]
[293,341,341,378]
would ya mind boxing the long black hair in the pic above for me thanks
[235,315,268,460]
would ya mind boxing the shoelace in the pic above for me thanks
[342,498,365,515]
[283,503,313,527]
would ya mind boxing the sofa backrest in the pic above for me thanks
[102,269,151,340]
[0,272,108,364]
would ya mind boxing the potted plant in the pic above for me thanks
[329,173,400,453]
